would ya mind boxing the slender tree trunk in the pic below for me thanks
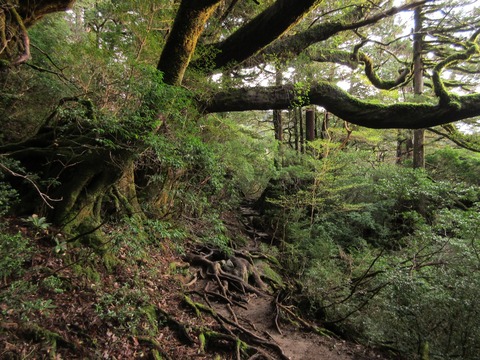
[299,108,304,153]
[321,111,330,140]
[273,67,283,141]
[306,108,315,142]
[293,110,299,152]
[413,7,425,169]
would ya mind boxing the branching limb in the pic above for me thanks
[431,29,480,106]
[203,0,428,70]
[0,160,62,209]
[427,126,480,153]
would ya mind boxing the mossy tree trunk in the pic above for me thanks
[2,120,136,241]
[157,0,223,85]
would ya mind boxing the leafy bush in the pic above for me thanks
[265,147,480,359]
[0,231,32,281]
[427,146,480,185]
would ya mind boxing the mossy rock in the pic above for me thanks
[255,260,284,288]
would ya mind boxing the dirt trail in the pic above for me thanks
[199,278,388,360]
[186,205,392,360]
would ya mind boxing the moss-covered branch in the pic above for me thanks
[205,82,480,129]
[427,125,480,153]
[157,0,222,85]
[432,29,480,106]
[309,49,412,90]
[194,0,427,71]
[192,0,320,70]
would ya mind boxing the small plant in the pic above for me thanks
[95,284,150,324]
[41,275,65,294]
[53,235,67,255]
[25,214,50,237]
[1,280,56,321]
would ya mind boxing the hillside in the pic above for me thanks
[0,207,396,360]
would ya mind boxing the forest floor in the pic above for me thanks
[0,208,399,359]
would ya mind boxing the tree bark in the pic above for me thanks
[1,110,136,239]
[193,0,320,70]
[0,0,76,65]
[306,109,315,142]
[18,0,76,27]
[413,7,425,169]
[157,0,222,85]
[273,67,283,141]
[205,82,480,129]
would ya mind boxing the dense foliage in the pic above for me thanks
[1,0,480,359]
[262,143,480,358]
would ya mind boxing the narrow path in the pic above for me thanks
[185,203,393,360]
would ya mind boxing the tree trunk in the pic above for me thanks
[298,108,304,153]
[273,67,283,141]
[2,119,135,244]
[157,0,222,85]
[321,112,330,140]
[413,7,425,169]
[293,110,299,152]
[306,108,315,142]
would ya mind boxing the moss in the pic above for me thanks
[140,305,159,333]
[198,332,206,353]
[421,341,429,360]
[19,322,74,357]
[256,261,284,288]
[151,349,163,360]
[236,337,249,352]
[183,295,202,317]
[0,59,10,68]
[102,252,120,273]
[73,264,101,283]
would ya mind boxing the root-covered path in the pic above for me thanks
[179,205,394,360]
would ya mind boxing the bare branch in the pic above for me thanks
[0,160,62,209]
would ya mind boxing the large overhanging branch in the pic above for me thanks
[1,0,75,65]
[192,0,320,70]
[18,0,76,27]
[196,0,428,71]
[204,82,480,129]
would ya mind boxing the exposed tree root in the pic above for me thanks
[136,335,172,360]
[177,245,294,359]
[155,306,195,346]
[0,322,76,359]
[184,246,270,298]
[274,301,335,338]
[182,294,288,360]
[177,243,333,359]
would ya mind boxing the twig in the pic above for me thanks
[0,160,62,209]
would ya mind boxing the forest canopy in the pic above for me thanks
[1,0,479,129]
